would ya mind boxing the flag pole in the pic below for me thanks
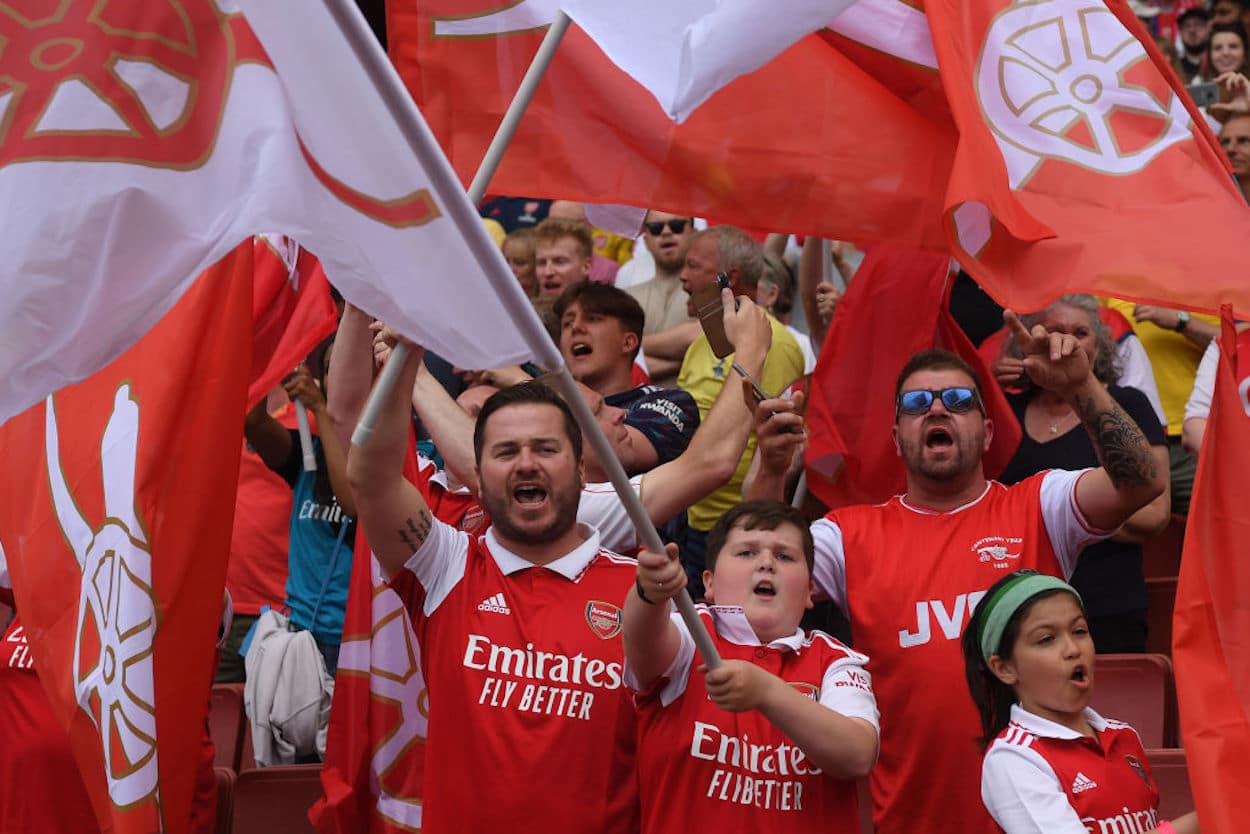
[321,0,722,667]
[350,10,572,450]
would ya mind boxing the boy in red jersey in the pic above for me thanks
[624,500,879,833]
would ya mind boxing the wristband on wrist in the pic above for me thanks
[635,576,655,605]
[1157,820,1177,834]
[1174,311,1191,333]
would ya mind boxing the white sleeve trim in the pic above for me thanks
[1184,341,1219,423]
[981,741,1090,834]
[819,653,880,732]
[1039,469,1115,580]
[811,518,848,614]
[400,518,469,617]
[643,609,697,707]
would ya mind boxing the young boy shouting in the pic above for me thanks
[624,500,880,832]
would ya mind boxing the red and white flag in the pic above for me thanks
[805,246,1021,508]
[249,235,339,409]
[1173,310,1250,833]
[0,247,254,834]
[405,0,1250,314]
[0,0,543,425]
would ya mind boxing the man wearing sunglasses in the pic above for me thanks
[628,211,699,386]
[751,311,1165,834]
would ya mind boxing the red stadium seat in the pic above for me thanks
[1146,748,1192,820]
[214,767,235,834]
[231,765,323,834]
[1146,577,1178,656]
[1142,515,1185,578]
[209,684,245,771]
[1090,653,1176,748]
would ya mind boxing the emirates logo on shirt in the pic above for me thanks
[585,601,623,640]
[972,535,1023,569]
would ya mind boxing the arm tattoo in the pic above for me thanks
[397,510,433,552]
[1072,392,1157,489]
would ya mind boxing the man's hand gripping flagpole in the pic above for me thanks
[326,1,723,667]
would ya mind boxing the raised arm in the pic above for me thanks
[346,344,433,578]
[1005,312,1166,530]
[243,397,294,472]
[285,366,356,517]
[635,291,773,524]
[325,302,375,450]
[742,393,806,503]
[798,237,843,351]
[412,364,482,493]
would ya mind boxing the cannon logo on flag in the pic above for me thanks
[46,385,161,814]
[976,0,1191,188]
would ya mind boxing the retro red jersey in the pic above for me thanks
[812,470,1110,834]
[982,705,1159,834]
[388,521,639,834]
[629,605,878,834]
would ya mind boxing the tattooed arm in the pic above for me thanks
[1005,311,1167,530]
[347,342,438,579]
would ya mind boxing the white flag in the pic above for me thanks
[0,0,547,424]
[561,0,853,122]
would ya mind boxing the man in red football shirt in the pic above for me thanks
[752,311,1166,834]
[345,292,771,834]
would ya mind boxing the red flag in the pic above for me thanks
[925,0,1250,315]
[249,235,339,409]
[313,448,489,834]
[387,0,954,248]
[1173,309,1250,832]
[0,247,253,834]
[805,246,1021,508]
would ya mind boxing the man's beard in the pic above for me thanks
[480,476,582,546]
[900,430,983,483]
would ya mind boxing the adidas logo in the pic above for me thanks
[1072,772,1098,794]
[477,593,511,615]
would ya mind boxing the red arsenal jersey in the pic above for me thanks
[982,705,1159,834]
[812,470,1110,834]
[415,454,488,534]
[388,521,639,834]
[629,605,878,834]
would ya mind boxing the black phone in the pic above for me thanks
[1187,82,1220,108]
[691,272,735,358]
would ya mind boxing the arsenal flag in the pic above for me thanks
[1173,310,1250,833]
[387,0,954,250]
[410,0,1250,316]
[249,235,339,409]
[0,247,253,834]
[0,0,542,424]
[805,247,1021,508]
[925,0,1250,316]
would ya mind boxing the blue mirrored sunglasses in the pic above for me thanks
[896,387,983,417]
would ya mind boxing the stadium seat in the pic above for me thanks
[214,767,235,834]
[1142,515,1185,578]
[1090,654,1176,747]
[1146,748,1192,820]
[231,765,323,834]
[209,684,245,771]
[1146,577,1178,656]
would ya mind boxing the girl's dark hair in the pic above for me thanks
[960,570,1081,749]
[1207,22,1250,75]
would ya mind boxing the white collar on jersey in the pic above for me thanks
[419,455,474,496]
[1009,703,1111,739]
[898,480,994,516]
[485,523,603,580]
[705,604,806,651]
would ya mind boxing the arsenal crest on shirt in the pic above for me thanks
[585,601,623,640]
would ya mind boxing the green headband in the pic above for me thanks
[978,574,1081,663]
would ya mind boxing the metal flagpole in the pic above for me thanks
[323,1,721,667]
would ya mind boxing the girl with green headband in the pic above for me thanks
[960,570,1198,834]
